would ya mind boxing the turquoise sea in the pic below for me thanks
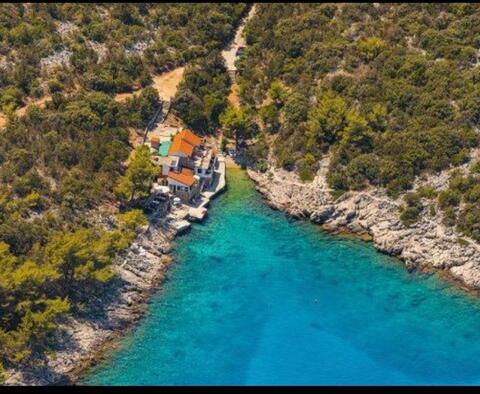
[84,168,480,385]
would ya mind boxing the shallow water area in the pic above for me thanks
[84,168,480,386]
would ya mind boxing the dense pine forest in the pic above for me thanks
[0,2,248,378]
[235,3,480,238]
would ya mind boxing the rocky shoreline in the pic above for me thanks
[6,151,480,384]
[246,153,480,292]
[5,150,228,385]
[5,215,185,386]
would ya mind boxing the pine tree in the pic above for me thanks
[114,146,156,204]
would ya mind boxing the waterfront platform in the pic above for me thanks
[171,219,191,234]
[201,155,226,206]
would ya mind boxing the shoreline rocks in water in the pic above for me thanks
[5,222,177,386]
[5,152,227,385]
[246,154,480,291]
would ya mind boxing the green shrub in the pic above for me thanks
[48,79,64,94]
[438,189,462,210]
[457,204,480,241]
[257,159,268,173]
[469,161,480,173]
[400,206,422,227]
[442,206,457,227]
[416,185,438,199]
[400,191,424,227]
[403,192,421,208]
[298,153,316,182]
[464,184,480,203]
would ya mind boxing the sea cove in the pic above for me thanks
[84,168,480,385]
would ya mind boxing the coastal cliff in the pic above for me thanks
[247,152,480,290]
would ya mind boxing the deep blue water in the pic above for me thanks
[84,168,480,385]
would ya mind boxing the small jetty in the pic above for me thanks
[171,219,191,235]
[149,152,227,233]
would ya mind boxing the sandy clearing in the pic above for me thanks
[15,95,51,118]
[151,67,185,101]
[114,66,185,103]
[114,91,139,103]
[1,66,185,128]
[0,114,7,129]
[324,64,370,81]
[0,94,52,129]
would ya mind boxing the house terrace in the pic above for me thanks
[144,127,226,222]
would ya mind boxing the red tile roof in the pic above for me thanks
[167,168,195,187]
[179,129,201,146]
[168,133,194,157]
[168,129,202,157]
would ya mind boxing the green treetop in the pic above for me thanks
[114,146,157,204]
[219,105,254,150]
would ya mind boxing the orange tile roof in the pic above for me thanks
[168,133,194,157]
[179,129,201,146]
[167,168,195,187]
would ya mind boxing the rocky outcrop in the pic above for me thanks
[39,49,72,73]
[5,223,177,386]
[5,158,228,385]
[247,154,480,290]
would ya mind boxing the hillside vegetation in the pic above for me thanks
[0,3,248,378]
[0,3,248,112]
[236,3,480,237]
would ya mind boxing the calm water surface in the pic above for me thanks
[84,168,480,385]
